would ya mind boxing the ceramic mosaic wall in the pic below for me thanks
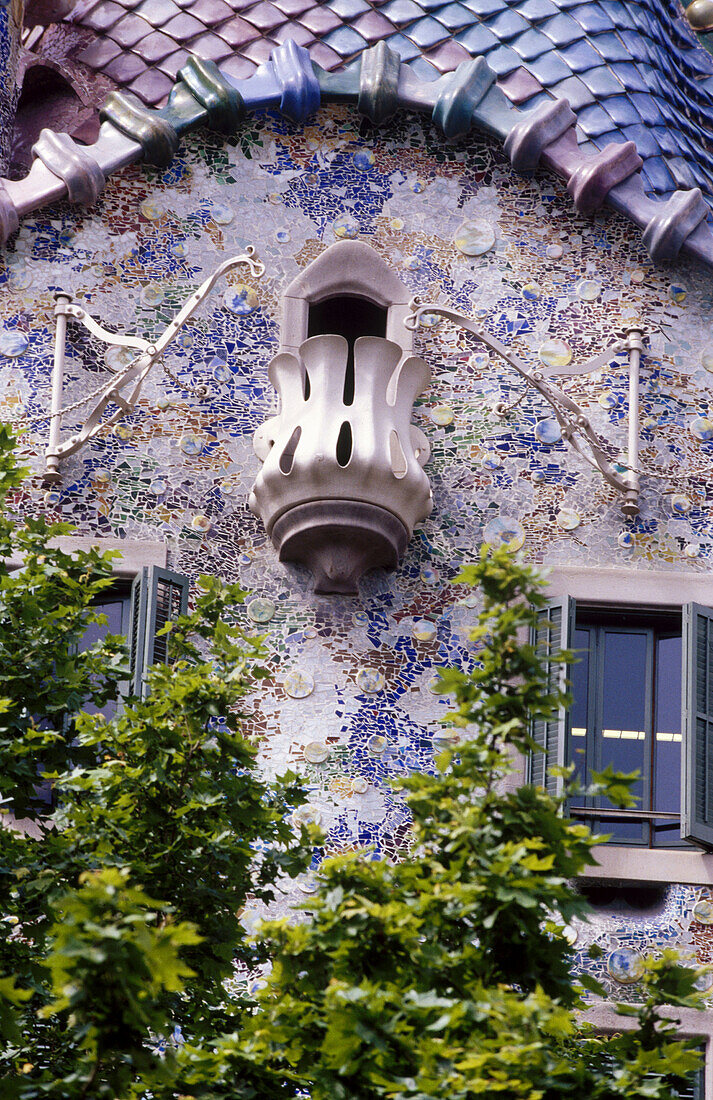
[2,103,713,991]
[0,0,23,174]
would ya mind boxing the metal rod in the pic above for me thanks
[44,292,72,485]
[623,326,644,518]
[569,806,679,821]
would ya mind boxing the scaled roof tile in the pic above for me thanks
[308,39,343,68]
[299,5,342,35]
[134,0,182,27]
[156,45,190,74]
[128,65,174,98]
[426,36,471,68]
[218,51,257,77]
[104,49,147,78]
[272,21,315,46]
[81,1,129,32]
[352,9,395,41]
[160,11,205,39]
[241,35,278,62]
[185,0,235,24]
[187,29,234,58]
[325,0,370,17]
[76,35,123,65]
[134,29,177,59]
[242,1,286,32]
[215,15,260,46]
[106,11,153,45]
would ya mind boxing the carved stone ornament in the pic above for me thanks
[249,332,432,594]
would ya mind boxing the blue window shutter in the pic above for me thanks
[129,567,189,697]
[682,602,713,849]
[528,596,575,799]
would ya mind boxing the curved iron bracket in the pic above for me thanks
[43,249,264,483]
[405,302,644,517]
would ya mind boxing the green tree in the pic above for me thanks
[0,418,708,1100]
[0,426,311,1097]
[223,548,707,1100]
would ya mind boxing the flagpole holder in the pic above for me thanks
[42,249,264,484]
[405,303,645,518]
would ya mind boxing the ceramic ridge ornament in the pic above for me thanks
[249,242,432,595]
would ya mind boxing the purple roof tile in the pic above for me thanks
[299,5,341,35]
[271,0,314,14]
[161,10,205,38]
[242,2,286,33]
[215,14,261,46]
[187,30,234,58]
[353,9,397,41]
[134,0,182,27]
[217,51,257,78]
[308,39,343,68]
[133,28,177,59]
[184,0,235,26]
[156,46,190,74]
[106,12,153,45]
[425,35,471,68]
[76,35,123,65]
[104,49,148,78]
[241,34,277,61]
[128,65,174,98]
[81,1,130,32]
[272,21,315,46]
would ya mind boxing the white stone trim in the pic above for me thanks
[582,1004,713,1100]
[581,844,713,885]
[5,537,167,577]
[279,239,414,355]
[541,564,713,884]
[543,564,713,608]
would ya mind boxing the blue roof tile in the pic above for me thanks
[576,100,617,137]
[510,27,553,61]
[483,42,524,74]
[591,31,636,63]
[560,37,607,73]
[526,48,572,82]
[407,15,450,46]
[384,31,422,61]
[549,73,595,110]
[432,2,473,31]
[539,12,585,46]
[483,8,530,40]
[570,3,615,35]
[455,21,499,51]
[516,0,559,23]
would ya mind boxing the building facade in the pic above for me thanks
[3,0,713,1090]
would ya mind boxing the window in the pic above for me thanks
[79,565,189,705]
[530,598,713,851]
[128,565,189,697]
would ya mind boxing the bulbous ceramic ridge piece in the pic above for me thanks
[32,130,106,205]
[250,333,432,594]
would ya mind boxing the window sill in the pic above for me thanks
[4,536,167,577]
[581,844,713,886]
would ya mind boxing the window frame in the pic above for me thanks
[531,567,713,885]
[566,607,686,849]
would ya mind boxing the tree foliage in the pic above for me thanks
[0,423,708,1099]
[0,426,311,1097]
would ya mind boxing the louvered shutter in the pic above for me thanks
[528,596,575,798]
[129,567,189,697]
[682,603,713,849]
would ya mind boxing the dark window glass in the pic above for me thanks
[308,296,388,406]
[78,592,131,719]
[567,611,685,847]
